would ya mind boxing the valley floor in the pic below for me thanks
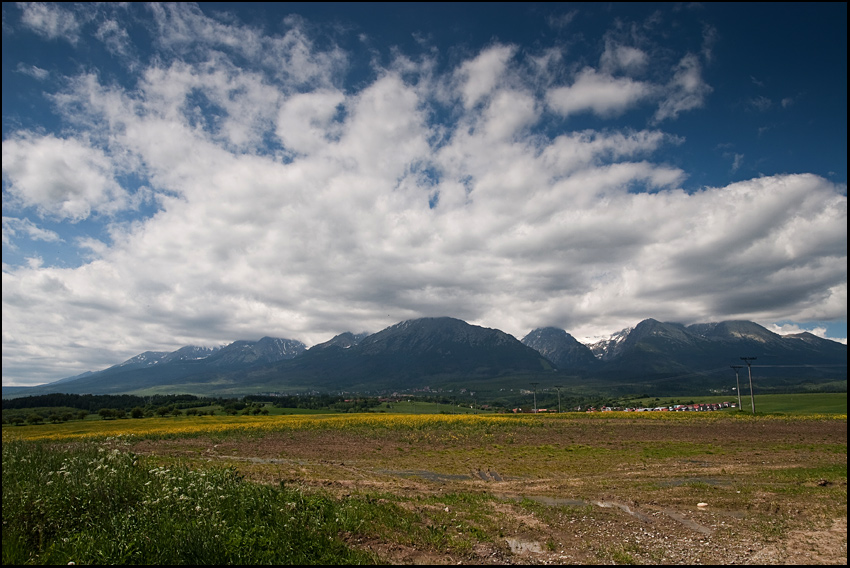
[117,414,848,564]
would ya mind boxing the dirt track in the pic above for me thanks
[132,416,847,564]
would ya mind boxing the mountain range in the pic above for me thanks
[2,317,845,399]
[522,319,846,391]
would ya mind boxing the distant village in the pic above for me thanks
[512,401,736,413]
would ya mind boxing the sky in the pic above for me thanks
[2,3,847,387]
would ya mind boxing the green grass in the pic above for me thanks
[766,463,848,485]
[640,441,724,459]
[2,439,512,565]
[745,392,847,414]
[368,401,494,414]
[2,441,378,565]
[629,392,847,415]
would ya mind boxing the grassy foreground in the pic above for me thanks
[3,410,847,565]
[2,440,391,565]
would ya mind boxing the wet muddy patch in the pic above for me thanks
[505,537,544,554]
[494,493,589,508]
[376,469,474,483]
[376,468,520,483]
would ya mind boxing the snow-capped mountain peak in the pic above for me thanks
[588,327,633,360]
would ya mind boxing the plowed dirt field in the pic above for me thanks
[129,414,847,564]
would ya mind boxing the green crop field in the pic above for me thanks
[628,392,847,415]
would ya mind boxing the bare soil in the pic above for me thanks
[132,417,847,564]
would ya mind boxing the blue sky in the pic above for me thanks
[2,3,846,386]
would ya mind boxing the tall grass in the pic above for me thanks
[2,440,378,565]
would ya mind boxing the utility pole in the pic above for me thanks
[740,357,757,414]
[554,385,563,413]
[730,365,743,410]
[530,382,539,414]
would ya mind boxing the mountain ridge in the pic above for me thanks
[4,317,845,398]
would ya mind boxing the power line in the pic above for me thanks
[748,364,846,368]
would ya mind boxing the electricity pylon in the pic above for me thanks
[740,357,757,414]
[730,365,743,410]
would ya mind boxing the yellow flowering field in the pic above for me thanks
[3,412,517,442]
[3,410,843,443]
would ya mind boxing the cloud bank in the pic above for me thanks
[2,5,846,385]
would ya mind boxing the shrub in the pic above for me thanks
[25,413,43,425]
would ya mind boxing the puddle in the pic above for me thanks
[375,469,473,482]
[495,493,589,507]
[594,500,653,522]
[496,492,735,537]
[506,538,544,554]
[205,455,308,465]
[377,468,516,483]
[498,493,652,523]
[525,495,588,507]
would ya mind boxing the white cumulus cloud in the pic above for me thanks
[18,2,82,44]
[547,68,653,118]
[1,6,845,385]
[2,134,129,221]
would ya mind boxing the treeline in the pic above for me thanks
[1,393,386,425]
[2,393,217,412]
